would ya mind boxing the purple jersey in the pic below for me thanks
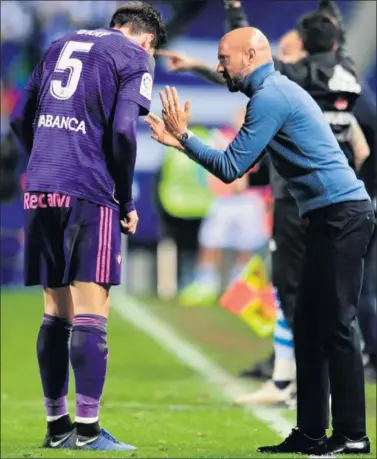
[25,28,154,210]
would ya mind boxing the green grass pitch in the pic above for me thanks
[1,290,375,458]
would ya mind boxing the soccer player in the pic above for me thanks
[146,27,375,456]
[9,1,166,452]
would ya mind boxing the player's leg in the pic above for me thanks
[24,193,75,448]
[38,287,74,445]
[238,195,279,381]
[70,281,110,439]
[236,195,300,400]
[236,300,295,406]
[270,201,307,393]
[67,201,135,451]
[271,199,307,329]
[246,199,305,405]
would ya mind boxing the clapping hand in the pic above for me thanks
[145,113,182,149]
[145,86,191,148]
[159,86,191,139]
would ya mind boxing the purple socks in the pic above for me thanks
[37,313,108,437]
[70,314,108,432]
[37,314,71,422]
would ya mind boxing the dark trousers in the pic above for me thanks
[295,200,375,434]
[358,225,377,359]
[272,199,308,329]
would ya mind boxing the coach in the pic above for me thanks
[146,27,375,456]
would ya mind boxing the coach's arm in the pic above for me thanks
[182,90,289,183]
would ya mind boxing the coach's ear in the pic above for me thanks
[247,47,256,64]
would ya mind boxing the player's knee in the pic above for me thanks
[43,287,74,320]
[70,282,110,318]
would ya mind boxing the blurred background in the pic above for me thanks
[1,0,376,296]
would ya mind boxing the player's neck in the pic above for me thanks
[112,26,150,53]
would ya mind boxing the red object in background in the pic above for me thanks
[209,126,256,197]
[334,98,348,110]
[2,86,21,116]
[220,280,255,314]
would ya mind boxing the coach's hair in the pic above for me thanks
[110,1,167,49]
[296,11,340,55]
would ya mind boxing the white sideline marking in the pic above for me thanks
[111,291,292,438]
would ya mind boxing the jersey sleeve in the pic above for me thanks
[118,63,155,116]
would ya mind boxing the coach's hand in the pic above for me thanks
[156,49,198,72]
[145,114,184,150]
[120,210,139,235]
[160,86,191,139]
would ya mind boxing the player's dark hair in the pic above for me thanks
[296,11,340,55]
[110,1,167,49]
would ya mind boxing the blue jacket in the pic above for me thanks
[184,61,369,216]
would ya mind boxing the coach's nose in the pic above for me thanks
[217,62,224,73]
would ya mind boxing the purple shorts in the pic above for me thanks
[24,192,122,288]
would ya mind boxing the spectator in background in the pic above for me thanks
[155,126,215,290]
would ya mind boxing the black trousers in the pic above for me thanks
[358,223,377,359]
[295,200,375,434]
[272,199,308,329]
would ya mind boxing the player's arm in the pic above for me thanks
[112,66,155,218]
[9,62,42,155]
[351,119,370,173]
[112,99,139,216]
[191,63,227,85]
[224,0,249,32]
[157,49,226,86]
[181,90,290,183]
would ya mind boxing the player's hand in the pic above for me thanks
[156,49,198,72]
[145,113,184,150]
[160,86,191,139]
[224,0,242,8]
[120,210,139,235]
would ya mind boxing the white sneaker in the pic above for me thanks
[235,380,295,406]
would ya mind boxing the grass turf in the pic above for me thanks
[1,291,375,458]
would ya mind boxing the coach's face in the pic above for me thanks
[217,39,251,93]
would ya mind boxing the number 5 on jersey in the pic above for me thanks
[50,41,94,101]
